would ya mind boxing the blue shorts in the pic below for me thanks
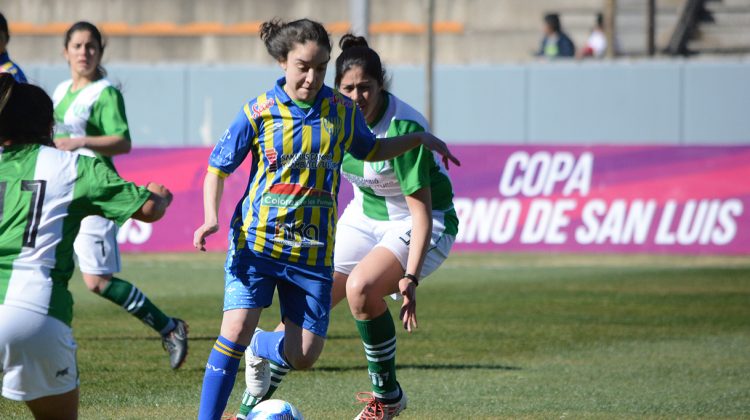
[223,251,333,338]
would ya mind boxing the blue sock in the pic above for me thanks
[198,336,246,420]
[251,330,291,369]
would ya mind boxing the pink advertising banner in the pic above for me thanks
[116,146,750,255]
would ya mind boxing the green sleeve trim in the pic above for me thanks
[90,86,131,140]
[389,119,431,196]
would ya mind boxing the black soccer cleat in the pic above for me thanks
[162,318,188,369]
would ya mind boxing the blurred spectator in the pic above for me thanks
[0,12,27,82]
[537,13,575,58]
[578,13,607,58]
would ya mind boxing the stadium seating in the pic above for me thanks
[4,0,749,64]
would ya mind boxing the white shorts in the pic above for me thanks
[0,305,79,401]
[334,206,455,281]
[73,215,121,275]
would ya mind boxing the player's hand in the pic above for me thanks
[145,182,173,206]
[398,277,418,332]
[418,133,461,169]
[54,137,86,151]
[193,222,219,252]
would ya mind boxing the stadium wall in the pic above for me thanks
[25,60,750,146]
[24,61,749,255]
[113,145,750,255]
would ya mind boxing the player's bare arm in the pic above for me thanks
[193,171,224,251]
[366,132,461,169]
[54,135,131,156]
[132,182,173,223]
[400,187,433,332]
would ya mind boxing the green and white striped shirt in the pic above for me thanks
[0,144,150,325]
[341,92,458,235]
[53,78,131,171]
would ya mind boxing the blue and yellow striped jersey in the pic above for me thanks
[0,52,27,83]
[208,77,378,269]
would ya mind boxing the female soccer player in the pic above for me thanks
[0,73,173,420]
[192,18,459,420]
[235,34,458,420]
[53,21,188,369]
[335,34,457,419]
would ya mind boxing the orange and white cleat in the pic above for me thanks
[354,390,408,420]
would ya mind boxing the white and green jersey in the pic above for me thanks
[0,144,150,326]
[52,79,130,171]
[341,92,458,235]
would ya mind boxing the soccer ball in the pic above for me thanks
[247,399,304,420]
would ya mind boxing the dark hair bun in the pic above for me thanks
[339,34,369,50]
[260,19,283,43]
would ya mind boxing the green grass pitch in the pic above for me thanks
[1,252,749,419]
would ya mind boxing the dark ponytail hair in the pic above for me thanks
[260,18,332,62]
[334,34,386,88]
[544,13,562,34]
[0,12,9,43]
[64,21,107,79]
[0,74,54,147]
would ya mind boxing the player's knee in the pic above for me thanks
[345,274,374,300]
[287,352,318,370]
[220,318,254,345]
[346,276,376,314]
[82,275,111,294]
[283,342,322,370]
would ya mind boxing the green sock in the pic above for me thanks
[101,277,174,335]
[237,361,290,417]
[356,309,400,402]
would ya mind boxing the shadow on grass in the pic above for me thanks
[165,363,522,374]
[312,363,521,372]
[79,333,361,341]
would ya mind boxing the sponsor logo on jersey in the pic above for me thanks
[279,153,338,170]
[72,103,90,118]
[273,221,323,248]
[321,115,343,138]
[56,367,70,378]
[330,93,354,108]
[266,148,278,172]
[251,98,275,119]
[261,183,333,208]
[369,161,389,174]
[342,172,401,190]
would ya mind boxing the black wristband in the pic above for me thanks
[403,273,419,286]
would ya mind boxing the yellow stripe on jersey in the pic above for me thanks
[299,123,316,265]
[250,95,277,254]
[343,107,357,153]
[242,103,260,134]
[0,62,13,71]
[324,100,350,265]
[305,100,329,266]
[364,140,381,161]
[237,93,268,251]
[268,102,295,259]
[207,166,229,178]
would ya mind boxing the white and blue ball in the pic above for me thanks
[248,399,304,420]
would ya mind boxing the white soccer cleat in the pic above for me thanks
[245,328,271,399]
[354,389,408,419]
